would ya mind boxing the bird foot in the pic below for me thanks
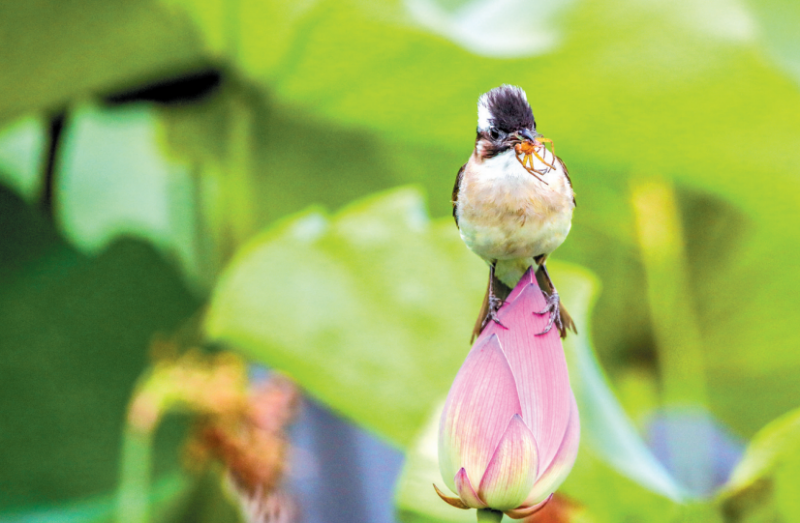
[535,291,564,336]
[483,293,507,330]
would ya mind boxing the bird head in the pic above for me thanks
[476,85,539,159]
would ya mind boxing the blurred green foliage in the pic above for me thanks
[0,0,204,121]
[207,188,481,446]
[3,0,800,521]
[0,187,198,510]
[719,407,800,522]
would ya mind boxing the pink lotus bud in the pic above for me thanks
[436,267,580,520]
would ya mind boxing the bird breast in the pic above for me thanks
[456,148,574,261]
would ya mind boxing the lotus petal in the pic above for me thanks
[455,467,488,508]
[504,493,553,519]
[433,483,469,509]
[524,392,580,505]
[478,414,539,510]
[482,267,573,470]
[439,333,522,491]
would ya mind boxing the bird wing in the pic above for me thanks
[557,156,576,207]
[452,163,465,226]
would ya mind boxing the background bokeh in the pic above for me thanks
[2,0,800,522]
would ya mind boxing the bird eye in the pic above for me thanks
[489,128,501,140]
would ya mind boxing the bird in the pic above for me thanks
[452,84,577,340]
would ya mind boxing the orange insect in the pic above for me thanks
[515,136,557,184]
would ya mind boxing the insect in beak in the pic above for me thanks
[514,134,557,184]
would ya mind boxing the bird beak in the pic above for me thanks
[515,128,536,143]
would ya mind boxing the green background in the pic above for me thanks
[2,0,800,521]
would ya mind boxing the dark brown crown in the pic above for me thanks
[481,85,536,132]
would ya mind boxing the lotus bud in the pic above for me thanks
[436,267,580,520]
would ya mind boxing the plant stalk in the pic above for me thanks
[631,176,712,496]
[477,508,503,522]
[115,426,153,523]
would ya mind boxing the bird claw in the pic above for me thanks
[484,294,507,330]
[535,291,564,336]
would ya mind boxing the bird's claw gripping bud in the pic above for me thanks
[535,291,564,337]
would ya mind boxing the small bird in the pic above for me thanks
[452,85,577,339]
